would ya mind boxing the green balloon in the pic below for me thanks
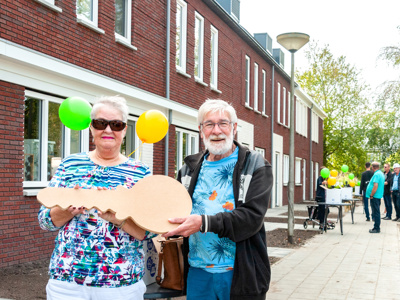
[356,180,361,186]
[59,97,92,130]
[349,173,354,180]
[341,165,349,173]
[320,168,330,179]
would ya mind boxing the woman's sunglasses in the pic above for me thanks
[91,119,127,131]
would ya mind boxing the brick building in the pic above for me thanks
[0,0,325,267]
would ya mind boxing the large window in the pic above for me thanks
[283,154,289,185]
[121,119,140,160]
[115,0,132,46]
[277,82,281,123]
[282,87,287,126]
[175,129,198,175]
[295,157,302,184]
[210,25,219,89]
[296,99,308,137]
[288,91,291,127]
[194,12,204,82]
[262,69,266,115]
[176,0,187,73]
[312,112,319,143]
[24,92,89,188]
[245,55,250,106]
[254,63,259,112]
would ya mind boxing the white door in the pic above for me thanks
[271,133,283,208]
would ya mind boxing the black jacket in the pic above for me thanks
[177,141,273,300]
[384,171,393,195]
[360,170,373,194]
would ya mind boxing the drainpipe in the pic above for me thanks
[270,65,275,207]
[165,0,171,176]
[309,104,313,200]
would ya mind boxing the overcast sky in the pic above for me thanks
[240,0,400,95]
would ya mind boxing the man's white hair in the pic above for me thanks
[197,99,238,124]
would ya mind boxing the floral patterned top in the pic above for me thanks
[38,152,156,288]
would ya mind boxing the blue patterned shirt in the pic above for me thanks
[38,152,156,287]
[189,147,238,273]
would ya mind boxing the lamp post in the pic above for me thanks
[277,32,309,244]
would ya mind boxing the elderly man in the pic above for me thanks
[163,99,273,300]
[382,163,393,220]
[366,162,385,233]
[391,163,400,221]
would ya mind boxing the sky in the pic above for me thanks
[240,0,400,95]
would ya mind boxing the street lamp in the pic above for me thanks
[277,32,309,244]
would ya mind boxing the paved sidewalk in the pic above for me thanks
[265,203,400,300]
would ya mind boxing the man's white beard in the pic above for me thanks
[203,131,234,155]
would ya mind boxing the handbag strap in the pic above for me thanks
[156,248,164,284]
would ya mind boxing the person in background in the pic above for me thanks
[391,163,400,221]
[360,162,374,221]
[366,162,385,233]
[315,167,328,231]
[382,163,393,220]
[38,96,155,300]
[163,99,273,300]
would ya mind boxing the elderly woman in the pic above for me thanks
[38,96,155,300]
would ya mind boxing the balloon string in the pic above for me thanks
[127,140,144,158]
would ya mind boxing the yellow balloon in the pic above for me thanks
[136,110,169,144]
[330,170,338,177]
[349,180,355,187]
[327,177,336,186]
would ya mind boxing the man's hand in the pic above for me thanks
[162,215,202,238]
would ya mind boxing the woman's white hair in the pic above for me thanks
[90,95,129,122]
[197,99,238,124]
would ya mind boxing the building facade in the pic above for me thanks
[0,0,325,267]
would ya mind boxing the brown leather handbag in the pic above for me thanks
[155,237,184,290]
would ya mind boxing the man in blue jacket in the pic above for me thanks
[163,99,273,300]
[366,162,385,233]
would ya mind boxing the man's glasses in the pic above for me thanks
[91,119,126,131]
[200,121,232,131]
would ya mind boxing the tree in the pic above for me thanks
[297,41,371,176]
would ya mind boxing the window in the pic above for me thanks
[311,161,314,196]
[296,99,308,137]
[255,147,265,158]
[175,129,199,175]
[315,162,319,191]
[24,92,89,188]
[245,55,250,106]
[277,82,281,123]
[194,12,204,81]
[287,91,291,127]
[33,0,62,12]
[262,69,266,114]
[77,0,104,33]
[121,119,140,160]
[254,63,259,111]
[283,154,289,185]
[312,112,319,143]
[176,0,188,73]
[210,25,219,89]
[115,0,133,47]
[295,157,302,184]
[283,87,286,125]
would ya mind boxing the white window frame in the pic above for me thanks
[33,0,62,12]
[277,82,281,123]
[283,87,287,126]
[255,147,265,158]
[115,0,136,50]
[176,0,188,74]
[194,12,205,82]
[295,157,302,185]
[315,162,319,191]
[296,99,308,137]
[283,154,289,185]
[254,63,259,112]
[76,0,105,34]
[245,55,250,107]
[210,25,219,90]
[288,91,291,127]
[262,69,266,115]
[175,128,199,174]
[312,112,319,143]
[23,91,90,189]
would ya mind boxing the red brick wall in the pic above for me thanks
[0,81,56,268]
